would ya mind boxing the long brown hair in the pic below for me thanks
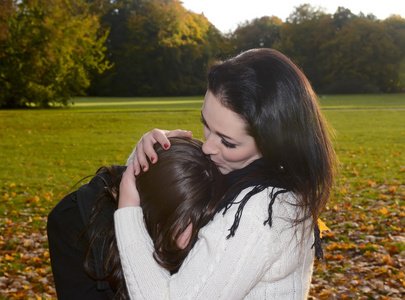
[208,48,337,227]
[84,137,225,299]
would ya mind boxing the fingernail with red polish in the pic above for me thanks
[164,144,169,149]
[151,157,155,163]
[142,166,147,171]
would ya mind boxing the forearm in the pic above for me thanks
[114,207,171,299]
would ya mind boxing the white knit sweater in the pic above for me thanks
[114,187,315,299]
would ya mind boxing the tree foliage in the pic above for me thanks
[0,0,110,108]
[88,0,230,96]
[277,13,335,90]
[286,3,326,24]
[1,1,404,107]
[230,16,282,53]
[320,18,401,93]
[226,5,405,94]
[275,6,405,93]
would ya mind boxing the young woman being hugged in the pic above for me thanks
[48,138,225,299]
[117,48,337,299]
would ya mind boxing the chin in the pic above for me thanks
[219,168,230,175]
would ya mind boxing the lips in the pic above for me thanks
[212,160,221,166]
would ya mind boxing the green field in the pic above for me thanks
[59,93,405,111]
[1,94,404,299]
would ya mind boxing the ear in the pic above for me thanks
[176,223,193,249]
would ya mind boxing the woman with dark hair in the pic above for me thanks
[133,137,224,272]
[48,138,224,299]
[116,48,337,299]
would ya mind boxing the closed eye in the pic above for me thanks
[201,113,237,148]
[200,116,208,128]
[221,138,236,148]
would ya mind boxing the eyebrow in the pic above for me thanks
[200,111,237,142]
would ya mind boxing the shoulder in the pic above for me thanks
[224,186,299,221]
[76,165,126,221]
[87,165,126,188]
[204,187,298,239]
[193,186,313,275]
[197,187,306,265]
[78,165,126,197]
[215,186,310,246]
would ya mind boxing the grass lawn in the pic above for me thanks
[0,94,404,299]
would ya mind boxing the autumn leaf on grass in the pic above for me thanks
[318,218,331,238]
[379,207,389,215]
[5,254,15,261]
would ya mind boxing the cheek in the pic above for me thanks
[221,141,262,169]
[222,148,253,163]
[177,223,193,249]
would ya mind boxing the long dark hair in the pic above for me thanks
[84,137,225,299]
[136,138,225,271]
[207,48,336,228]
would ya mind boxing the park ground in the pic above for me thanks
[0,94,404,299]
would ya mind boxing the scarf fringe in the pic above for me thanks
[224,185,324,260]
[263,188,288,228]
[223,185,266,239]
[221,159,324,260]
[312,222,324,260]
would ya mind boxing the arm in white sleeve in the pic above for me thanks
[114,189,296,300]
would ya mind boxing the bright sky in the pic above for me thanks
[181,0,405,33]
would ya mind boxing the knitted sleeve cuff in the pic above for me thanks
[114,206,153,249]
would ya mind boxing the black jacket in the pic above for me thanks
[47,166,126,299]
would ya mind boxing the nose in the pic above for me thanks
[202,134,219,156]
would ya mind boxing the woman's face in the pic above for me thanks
[201,91,262,175]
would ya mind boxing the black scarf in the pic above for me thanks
[218,158,324,260]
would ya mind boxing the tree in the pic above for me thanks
[276,6,404,93]
[320,17,401,93]
[383,15,405,92]
[286,3,326,24]
[88,0,229,96]
[230,16,282,53]
[127,0,213,95]
[0,0,110,108]
[333,6,356,30]
[276,5,333,91]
